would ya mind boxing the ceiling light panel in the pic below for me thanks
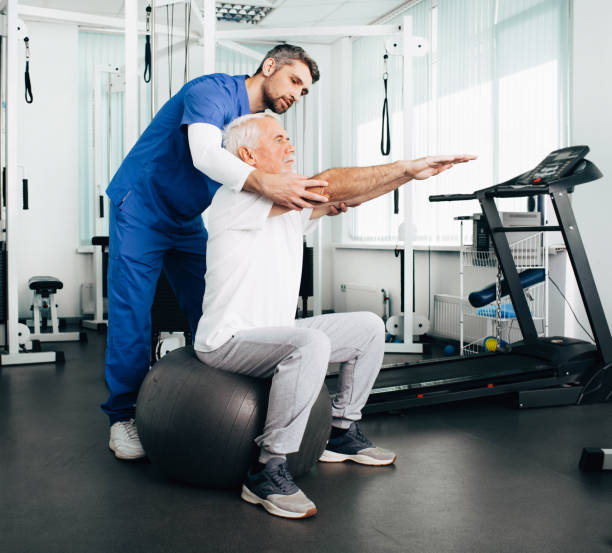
[216,3,274,24]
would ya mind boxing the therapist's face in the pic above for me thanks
[239,117,295,174]
[261,60,312,114]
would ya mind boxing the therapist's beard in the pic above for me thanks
[263,85,292,114]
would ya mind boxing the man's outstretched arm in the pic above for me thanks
[269,154,476,219]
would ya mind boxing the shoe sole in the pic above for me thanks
[240,486,317,519]
[108,440,146,460]
[318,449,396,466]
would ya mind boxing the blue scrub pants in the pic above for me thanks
[101,193,207,424]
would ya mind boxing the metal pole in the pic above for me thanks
[460,221,464,355]
[124,0,138,149]
[203,0,215,75]
[312,84,322,316]
[6,0,18,356]
[400,15,421,353]
[0,35,3,223]
[339,37,351,243]
[107,74,112,191]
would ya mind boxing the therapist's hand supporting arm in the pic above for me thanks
[243,170,329,211]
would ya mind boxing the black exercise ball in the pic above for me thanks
[136,346,332,490]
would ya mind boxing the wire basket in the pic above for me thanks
[462,338,487,356]
[462,248,498,268]
[462,232,545,269]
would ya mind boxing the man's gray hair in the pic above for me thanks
[223,113,280,157]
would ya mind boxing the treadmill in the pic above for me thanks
[326,146,612,413]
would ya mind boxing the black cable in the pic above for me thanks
[577,364,612,403]
[144,4,152,83]
[184,1,191,83]
[380,55,390,156]
[549,275,594,341]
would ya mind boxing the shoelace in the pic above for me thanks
[121,419,140,441]
[269,463,297,493]
[352,423,373,448]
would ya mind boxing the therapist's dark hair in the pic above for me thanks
[254,44,320,83]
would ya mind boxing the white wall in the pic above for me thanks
[16,21,92,319]
[570,0,612,335]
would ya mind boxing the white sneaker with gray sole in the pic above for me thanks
[109,419,146,460]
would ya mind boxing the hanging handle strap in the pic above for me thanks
[144,5,152,83]
[381,54,397,212]
[144,35,151,83]
[380,71,390,156]
[24,37,33,104]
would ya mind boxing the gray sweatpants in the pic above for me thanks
[195,311,385,463]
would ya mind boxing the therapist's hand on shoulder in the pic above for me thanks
[245,170,329,211]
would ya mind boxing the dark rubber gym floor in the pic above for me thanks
[2,329,612,553]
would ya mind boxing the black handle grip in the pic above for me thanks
[144,34,151,83]
[99,196,105,218]
[393,189,399,214]
[25,60,33,104]
[429,193,477,202]
[22,179,29,210]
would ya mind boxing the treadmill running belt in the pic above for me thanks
[325,353,556,394]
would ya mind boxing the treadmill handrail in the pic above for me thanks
[429,193,476,202]
[428,159,603,204]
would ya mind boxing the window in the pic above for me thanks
[78,32,151,246]
[350,0,570,244]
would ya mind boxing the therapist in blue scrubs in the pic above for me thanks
[103,44,330,460]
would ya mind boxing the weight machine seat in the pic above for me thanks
[28,276,63,295]
[92,236,109,247]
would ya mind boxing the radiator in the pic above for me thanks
[432,293,543,345]
[431,294,486,343]
[339,283,385,317]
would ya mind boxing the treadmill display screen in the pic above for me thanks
[515,145,590,186]
[549,150,576,161]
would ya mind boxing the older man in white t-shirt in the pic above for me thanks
[194,113,475,519]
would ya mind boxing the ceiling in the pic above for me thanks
[18,0,411,28]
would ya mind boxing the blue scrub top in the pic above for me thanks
[107,73,251,225]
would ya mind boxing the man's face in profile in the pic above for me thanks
[247,117,296,174]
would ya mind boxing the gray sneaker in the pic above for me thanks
[109,419,146,460]
[319,422,396,466]
[241,458,317,519]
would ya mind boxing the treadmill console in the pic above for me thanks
[515,145,590,186]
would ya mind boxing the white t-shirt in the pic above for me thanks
[194,186,317,352]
